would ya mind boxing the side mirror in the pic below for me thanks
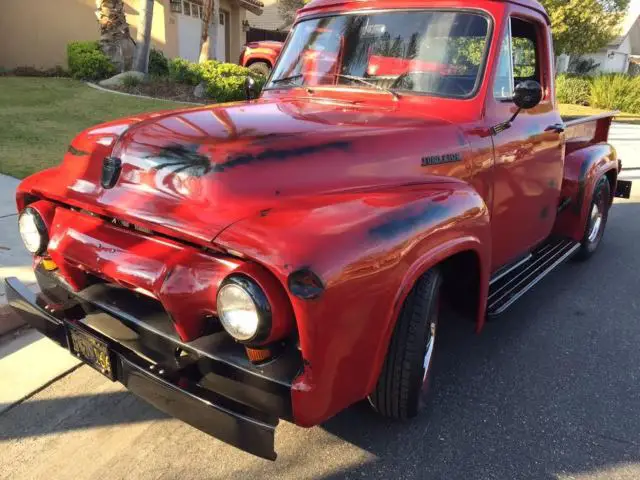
[513,80,543,110]
[245,76,259,101]
[491,80,543,135]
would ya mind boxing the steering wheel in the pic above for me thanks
[391,71,468,96]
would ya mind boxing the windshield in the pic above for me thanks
[267,11,491,98]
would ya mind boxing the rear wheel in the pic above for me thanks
[248,61,271,77]
[369,269,442,420]
[576,176,611,260]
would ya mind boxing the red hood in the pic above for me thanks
[22,97,466,246]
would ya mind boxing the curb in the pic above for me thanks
[84,82,206,106]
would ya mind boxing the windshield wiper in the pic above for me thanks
[269,74,304,86]
[269,73,401,100]
[331,74,401,101]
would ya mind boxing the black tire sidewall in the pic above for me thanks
[248,62,271,77]
[579,176,611,258]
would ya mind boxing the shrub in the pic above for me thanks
[168,58,265,102]
[148,48,169,77]
[556,74,592,106]
[122,73,142,88]
[67,41,114,80]
[590,74,640,114]
[168,57,203,85]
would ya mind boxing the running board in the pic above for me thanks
[487,239,580,317]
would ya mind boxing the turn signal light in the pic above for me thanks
[245,346,273,364]
[41,259,58,271]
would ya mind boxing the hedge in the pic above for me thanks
[590,74,640,114]
[556,74,591,106]
[168,58,266,102]
[556,73,640,114]
[67,41,114,80]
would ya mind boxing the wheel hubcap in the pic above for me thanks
[422,321,437,383]
[588,203,603,243]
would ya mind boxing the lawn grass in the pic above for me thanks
[1,79,636,180]
[559,103,640,125]
[0,77,189,179]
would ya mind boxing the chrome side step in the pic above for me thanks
[487,239,580,317]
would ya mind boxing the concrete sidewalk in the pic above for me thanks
[0,173,80,415]
[0,174,37,335]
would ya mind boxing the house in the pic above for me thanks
[245,0,289,42]
[0,0,264,71]
[558,13,640,75]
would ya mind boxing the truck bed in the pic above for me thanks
[561,111,619,154]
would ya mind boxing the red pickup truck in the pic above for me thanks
[239,40,283,76]
[7,0,633,460]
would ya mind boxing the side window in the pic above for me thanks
[493,25,514,99]
[493,17,541,100]
[512,18,539,82]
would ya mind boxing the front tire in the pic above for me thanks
[576,176,611,260]
[248,61,271,77]
[369,269,442,420]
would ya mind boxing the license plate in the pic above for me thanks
[68,326,115,380]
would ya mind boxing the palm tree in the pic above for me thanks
[199,0,220,62]
[97,0,134,72]
[133,0,155,72]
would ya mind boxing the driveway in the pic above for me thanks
[1,124,639,480]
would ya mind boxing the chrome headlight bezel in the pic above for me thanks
[18,207,48,256]
[216,275,272,343]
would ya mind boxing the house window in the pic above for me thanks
[170,0,182,13]
[181,0,204,19]
[219,12,225,25]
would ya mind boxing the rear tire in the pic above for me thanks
[248,61,271,77]
[576,176,611,261]
[369,269,442,420]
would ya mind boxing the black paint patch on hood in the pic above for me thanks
[214,140,351,173]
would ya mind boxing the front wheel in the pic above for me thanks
[247,61,271,77]
[369,269,442,420]
[576,176,611,260]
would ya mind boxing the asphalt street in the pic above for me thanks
[0,124,639,480]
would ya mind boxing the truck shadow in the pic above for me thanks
[317,199,640,479]
[1,202,638,479]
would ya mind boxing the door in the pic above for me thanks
[216,11,230,62]
[487,13,565,270]
[177,1,203,62]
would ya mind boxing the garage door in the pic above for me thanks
[176,1,228,62]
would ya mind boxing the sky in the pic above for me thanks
[624,0,640,32]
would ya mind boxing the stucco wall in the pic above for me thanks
[0,0,100,70]
[246,0,283,31]
[0,0,245,70]
[126,0,179,59]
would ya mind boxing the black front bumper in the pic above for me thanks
[5,276,297,460]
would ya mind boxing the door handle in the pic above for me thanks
[545,123,566,134]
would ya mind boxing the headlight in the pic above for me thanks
[217,276,271,343]
[19,207,48,255]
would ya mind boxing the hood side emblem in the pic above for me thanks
[101,157,122,189]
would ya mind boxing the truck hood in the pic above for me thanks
[30,98,467,245]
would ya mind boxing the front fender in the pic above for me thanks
[214,181,490,427]
[553,143,617,241]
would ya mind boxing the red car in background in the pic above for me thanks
[239,40,283,76]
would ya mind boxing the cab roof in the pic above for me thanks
[299,0,550,24]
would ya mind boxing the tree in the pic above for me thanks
[133,0,155,73]
[277,0,311,26]
[199,0,220,62]
[540,0,630,55]
[97,0,134,72]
